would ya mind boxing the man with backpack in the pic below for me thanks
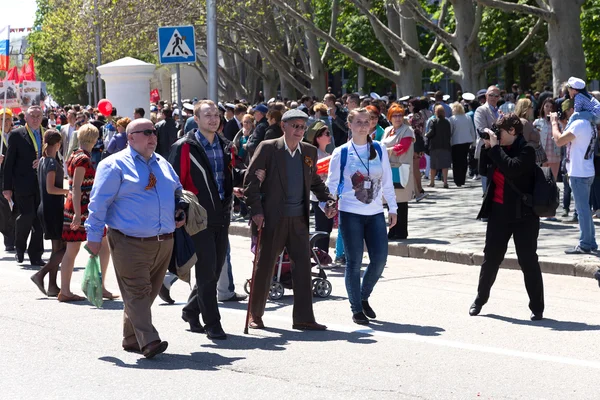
[469,113,545,321]
[551,99,597,254]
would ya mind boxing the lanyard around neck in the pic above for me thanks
[26,124,43,157]
[351,141,370,176]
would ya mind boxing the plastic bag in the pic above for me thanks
[81,249,103,308]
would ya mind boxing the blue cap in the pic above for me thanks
[254,104,268,114]
[184,116,198,134]
[476,89,487,98]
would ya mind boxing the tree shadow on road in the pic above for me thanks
[99,351,244,370]
[484,314,600,332]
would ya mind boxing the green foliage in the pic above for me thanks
[581,0,600,80]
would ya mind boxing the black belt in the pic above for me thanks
[111,229,173,242]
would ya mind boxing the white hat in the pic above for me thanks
[370,92,381,100]
[381,96,389,102]
[267,97,276,104]
[442,94,450,101]
[430,97,436,102]
[567,77,586,90]
[398,95,410,102]
[462,92,475,101]
[224,102,235,109]
[182,102,194,111]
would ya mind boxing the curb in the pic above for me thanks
[229,223,600,279]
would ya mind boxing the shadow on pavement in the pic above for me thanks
[367,320,445,336]
[484,314,600,331]
[99,351,244,370]
[394,238,451,245]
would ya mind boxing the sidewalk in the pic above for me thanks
[230,177,600,279]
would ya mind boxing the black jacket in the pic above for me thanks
[426,118,452,151]
[3,125,40,196]
[246,116,269,159]
[264,123,283,141]
[156,117,179,159]
[168,130,244,228]
[222,118,240,141]
[477,135,537,220]
[331,107,348,145]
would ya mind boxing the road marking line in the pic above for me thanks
[221,308,600,369]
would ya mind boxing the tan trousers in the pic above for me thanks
[108,230,174,349]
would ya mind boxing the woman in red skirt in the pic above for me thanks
[58,123,116,302]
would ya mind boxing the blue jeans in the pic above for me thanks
[335,217,345,259]
[482,176,488,194]
[570,176,597,251]
[339,211,388,314]
[217,242,235,299]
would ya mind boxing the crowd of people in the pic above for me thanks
[1,76,600,358]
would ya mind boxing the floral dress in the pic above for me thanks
[62,149,95,242]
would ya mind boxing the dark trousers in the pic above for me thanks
[183,225,229,329]
[475,204,544,314]
[0,195,16,247]
[468,146,478,177]
[14,193,44,260]
[388,202,408,239]
[452,143,471,186]
[311,201,333,253]
[250,216,315,324]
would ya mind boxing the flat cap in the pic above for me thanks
[254,104,268,114]
[562,98,573,112]
[282,109,309,122]
[126,118,155,134]
[567,77,586,90]
[476,89,487,98]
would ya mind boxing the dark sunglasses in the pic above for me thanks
[131,129,157,136]
[319,131,331,137]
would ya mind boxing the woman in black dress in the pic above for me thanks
[30,129,69,297]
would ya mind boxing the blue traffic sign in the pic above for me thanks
[158,25,196,65]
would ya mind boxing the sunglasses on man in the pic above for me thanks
[130,129,157,136]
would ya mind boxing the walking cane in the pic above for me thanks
[244,224,263,334]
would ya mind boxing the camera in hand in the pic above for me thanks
[477,124,501,140]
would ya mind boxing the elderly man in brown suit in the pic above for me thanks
[244,109,336,331]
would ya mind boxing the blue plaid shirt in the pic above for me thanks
[195,130,225,200]
[574,92,600,117]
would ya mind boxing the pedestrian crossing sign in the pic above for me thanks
[158,25,196,65]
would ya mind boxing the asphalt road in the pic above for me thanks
[2,235,600,399]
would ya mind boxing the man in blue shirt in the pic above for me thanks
[85,118,187,359]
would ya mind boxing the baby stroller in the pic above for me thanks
[244,231,333,300]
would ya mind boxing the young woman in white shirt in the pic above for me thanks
[326,108,397,325]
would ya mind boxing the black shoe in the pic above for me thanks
[30,259,46,267]
[530,312,543,321]
[352,312,370,325]
[205,324,227,340]
[181,314,205,333]
[159,284,175,305]
[594,270,600,288]
[220,292,248,302]
[361,300,376,319]
[15,251,24,263]
[469,303,482,316]
[5,246,15,252]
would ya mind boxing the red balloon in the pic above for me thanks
[97,99,113,116]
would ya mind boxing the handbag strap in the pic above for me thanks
[498,169,532,206]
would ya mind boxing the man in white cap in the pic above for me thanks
[244,109,336,331]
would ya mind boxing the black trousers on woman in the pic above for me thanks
[474,204,544,314]
[452,143,471,187]
[311,201,333,253]
[387,202,408,240]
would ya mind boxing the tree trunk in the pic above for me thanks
[357,66,365,94]
[262,60,277,101]
[279,75,295,100]
[396,4,423,97]
[452,0,486,92]
[302,2,326,98]
[546,0,586,95]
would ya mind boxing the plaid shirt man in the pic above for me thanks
[196,130,225,199]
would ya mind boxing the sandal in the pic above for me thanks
[57,292,86,302]
[103,291,120,300]
[47,287,60,297]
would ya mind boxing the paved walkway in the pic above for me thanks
[231,176,600,277]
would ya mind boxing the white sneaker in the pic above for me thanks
[472,175,481,181]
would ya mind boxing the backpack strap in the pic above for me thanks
[373,141,383,160]
[337,145,348,197]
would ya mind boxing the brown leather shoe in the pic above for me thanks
[142,340,168,359]
[292,322,327,331]
[122,343,141,353]
[248,315,265,329]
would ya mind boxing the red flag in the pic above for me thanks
[316,155,332,175]
[150,88,160,103]
[3,66,18,81]
[21,56,35,81]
